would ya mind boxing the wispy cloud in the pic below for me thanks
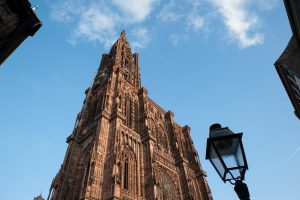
[157,1,182,22]
[209,0,264,48]
[71,5,119,46]
[131,27,150,49]
[157,0,206,46]
[288,145,300,160]
[49,0,274,48]
[112,0,158,22]
[257,0,279,11]
[187,15,205,31]
[170,34,188,46]
[50,0,157,47]
[50,1,81,23]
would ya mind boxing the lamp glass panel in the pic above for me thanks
[209,143,225,179]
[212,137,245,168]
[225,168,243,181]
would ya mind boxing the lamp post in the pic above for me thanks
[205,123,250,200]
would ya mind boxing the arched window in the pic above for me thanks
[76,146,92,199]
[121,149,137,194]
[125,97,132,127]
[149,119,155,133]
[124,71,129,81]
[118,96,122,109]
[155,169,179,200]
[134,102,139,131]
[124,157,129,189]
[157,126,169,152]
[84,163,91,186]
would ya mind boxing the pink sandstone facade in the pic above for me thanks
[48,31,213,200]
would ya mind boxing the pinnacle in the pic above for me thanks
[121,30,126,39]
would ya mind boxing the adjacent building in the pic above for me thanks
[47,31,213,200]
[0,0,42,65]
[274,0,300,119]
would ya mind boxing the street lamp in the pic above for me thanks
[205,123,250,200]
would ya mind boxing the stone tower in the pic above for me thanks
[48,31,213,200]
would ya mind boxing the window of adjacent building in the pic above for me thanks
[285,68,295,79]
[295,75,300,90]
[0,4,11,22]
[291,74,300,103]
[285,67,300,104]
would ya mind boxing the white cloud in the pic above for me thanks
[50,0,274,48]
[209,0,264,48]
[170,34,187,46]
[187,0,203,8]
[131,28,150,49]
[257,0,279,10]
[50,0,157,48]
[112,0,158,22]
[50,2,77,23]
[50,8,72,23]
[72,6,119,47]
[157,1,182,22]
[187,15,204,31]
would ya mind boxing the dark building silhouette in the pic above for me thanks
[47,31,213,200]
[0,0,42,65]
[275,0,300,119]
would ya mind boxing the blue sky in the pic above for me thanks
[1,0,300,199]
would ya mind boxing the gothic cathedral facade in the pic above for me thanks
[48,31,213,200]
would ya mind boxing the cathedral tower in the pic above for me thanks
[48,31,213,200]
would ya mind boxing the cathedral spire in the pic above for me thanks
[121,30,126,39]
[93,30,141,90]
[102,30,141,89]
[48,31,212,200]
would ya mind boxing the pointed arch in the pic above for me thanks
[156,124,169,152]
[124,156,129,189]
[134,101,139,132]
[148,118,155,133]
[119,145,138,195]
[154,167,180,200]
[76,143,93,198]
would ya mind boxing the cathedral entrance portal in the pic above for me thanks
[155,169,179,200]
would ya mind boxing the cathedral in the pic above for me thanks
[47,31,213,200]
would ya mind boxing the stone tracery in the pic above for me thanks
[120,146,138,195]
[154,167,179,200]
